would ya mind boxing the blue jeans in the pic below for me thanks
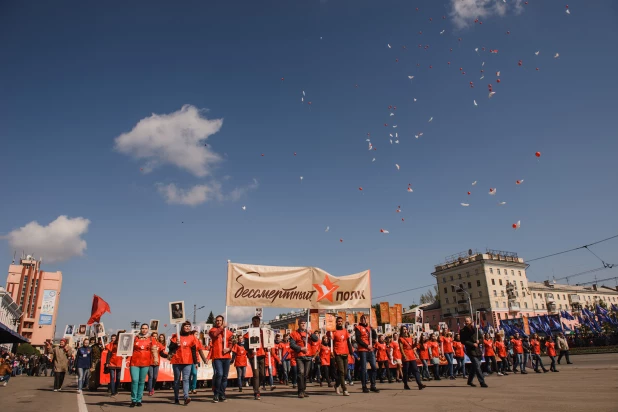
[522,353,529,372]
[444,353,454,377]
[77,368,90,391]
[130,366,149,403]
[109,369,121,394]
[358,351,377,389]
[420,359,430,379]
[172,364,192,401]
[189,364,198,391]
[236,366,246,388]
[532,354,546,371]
[0,374,10,383]
[281,359,290,382]
[514,353,523,371]
[290,365,297,385]
[213,359,231,398]
[147,365,159,392]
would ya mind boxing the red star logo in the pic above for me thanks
[313,276,339,302]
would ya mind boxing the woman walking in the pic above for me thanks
[453,333,466,378]
[398,326,425,390]
[169,321,207,405]
[148,333,167,396]
[318,335,332,387]
[494,334,509,376]
[530,334,548,373]
[428,334,441,381]
[129,324,158,407]
[375,335,390,383]
[75,338,92,394]
[105,333,123,396]
[232,335,248,391]
[387,334,403,382]
[545,335,559,372]
[483,333,497,375]
[440,332,455,380]
[52,339,73,392]
[417,335,431,381]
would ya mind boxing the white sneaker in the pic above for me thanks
[3,382,7,387]
[53,389,58,392]
[349,381,354,386]
[77,390,82,394]
[335,387,341,395]
[343,391,350,396]
[497,373,504,376]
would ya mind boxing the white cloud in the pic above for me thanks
[157,178,258,206]
[225,307,258,324]
[3,216,90,263]
[114,104,224,177]
[450,0,524,29]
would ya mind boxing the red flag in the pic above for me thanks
[87,295,111,325]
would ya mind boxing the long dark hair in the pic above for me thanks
[419,335,426,350]
[180,321,192,336]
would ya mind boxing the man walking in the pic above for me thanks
[289,320,319,398]
[459,317,488,388]
[556,333,573,365]
[331,316,353,396]
[244,316,266,400]
[355,315,379,393]
[209,315,234,403]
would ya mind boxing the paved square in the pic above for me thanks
[3,354,617,412]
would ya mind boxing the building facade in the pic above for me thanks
[429,249,618,331]
[0,286,27,351]
[5,256,62,348]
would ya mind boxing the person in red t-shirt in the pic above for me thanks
[440,331,455,379]
[530,333,548,373]
[428,334,441,381]
[483,333,497,375]
[129,324,158,407]
[232,335,248,391]
[374,335,390,383]
[244,316,266,400]
[510,333,524,373]
[277,335,291,385]
[417,335,431,380]
[494,334,509,376]
[208,315,234,403]
[147,332,167,396]
[289,319,319,398]
[398,325,425,390]
[104,333,123,396]
[545,336,558,372]
[318,335,332,387]
[169,321,208,405]
[387,334,402,382]
[329,316,353,396]
[452,333,466,378]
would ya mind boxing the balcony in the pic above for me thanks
[547,302,557,313]
[508,302,521,313]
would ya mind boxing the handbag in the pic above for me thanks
[431,357,440,365]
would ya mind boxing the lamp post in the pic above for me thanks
[193,305,205,324]
[452,284,475,329]
[130,320,140,329]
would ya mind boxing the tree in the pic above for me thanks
[419,285,440,304]
[17,343,40,357]
[206,311,215,324]
[598,299,608,310]
[409,304,418,310]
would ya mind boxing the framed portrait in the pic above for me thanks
[64,325,75,337]
[262,328,275,349]
[247,327,262,349]
[149,319,159,332]
[117,332,135,357]
[255,307,263,319]
[169,301,185,324]
[95,323,106,337]
[76,324,87,336]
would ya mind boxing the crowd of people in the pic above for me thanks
[87,314,583,407]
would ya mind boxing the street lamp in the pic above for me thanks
[452,284,475,328]
[193,305,205,324]
[130,320,140,329]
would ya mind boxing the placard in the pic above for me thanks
[95,323,106,337]
[247,328,262,349]
[262,328,275,348]
[76,324,87,336]
[117,333,134,357]
[169,301,186,324]
[255,308,263,319]
[325,313,336,332]
[149,320,159,332]
[63,325,75,337]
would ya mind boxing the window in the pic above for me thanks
[466,271,470,278]
[450,275,453,281]
[557,294,561,300]
[533,293,536,298]
[502,302,507,308]
[467,282,472,289]
[495,301,499,307]
[497,269,501,275]
[511,270,514,276]
[477,280,481,287]
[542,304,545,309]
[516,291,519,297]
[493,290,497,297]
[446,297,450,304]
[499,279,503,286]
[451,286,455,292]
[458,273,462,279]
[446,308,451,314]
[520,281,524,288]
[535,303,538,309]
[563,294,566,300]
[524,302,528,308]
[442,277,446,283]
[444,287,448,294]
[491,279,495,285]
[501,291,505,297]
[478,291,482,297]
[497,312,501,319]
[559,304,562,309]
[432,315,435,320]
[489,268,493,274]
[475,269,479,275]
[518,271,522,276]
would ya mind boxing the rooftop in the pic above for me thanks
[433,248,525,273]
[528,281,618,295]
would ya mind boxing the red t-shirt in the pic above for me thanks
[105,342,123,368]
[530,339,541,355]
[390,341,402,360]
[545,341,556,357]
[453,341,465,358]
[417,343,430,360]
[232,344,247,367]
[278,341,291,360]
[375,342,388,362]
[208,327,233,360]
[441,337,454,354]
[483,339,495,357]
[511,338,523,354]
[290,330,318,357]
[170,334,198,365]
[494,340,507,358]
[130,336,154,367]
[428,341,440,358]
[348,352,355,365]
[331,329,350,355]
[399,337,416,361]
[319,345,331,366]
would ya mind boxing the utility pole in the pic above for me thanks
[194,304,197,325]
[130,320,140,329]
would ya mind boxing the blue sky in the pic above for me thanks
[1,0,617,335]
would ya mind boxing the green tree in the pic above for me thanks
[16,343,40,356]
[419,284,440,304]
[206,311,215,324]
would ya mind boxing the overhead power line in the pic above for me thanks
[526,234,618,263]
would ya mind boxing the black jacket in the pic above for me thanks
[460,325,482,357]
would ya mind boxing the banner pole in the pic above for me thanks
[224,306,228,350]
[306,309,310,347]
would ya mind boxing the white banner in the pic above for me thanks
[226,263,371,309]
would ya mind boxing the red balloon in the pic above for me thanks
[261,153,264,156]
[294,152,297,156]
[359,187,363,191]
[512,223,517,229]
[467,191,471,195]
[497,79,501,83]
[280,77,284,81]
[339,239,343,243]
[164,324,167,327]
[535,151,541,158]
